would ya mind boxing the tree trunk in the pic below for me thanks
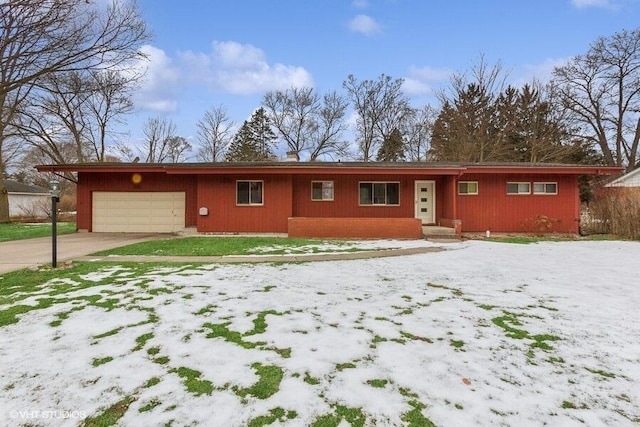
[0,180,9,223]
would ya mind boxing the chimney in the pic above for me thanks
[285,151,299,162]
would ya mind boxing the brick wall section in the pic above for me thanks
[288,217,423,239]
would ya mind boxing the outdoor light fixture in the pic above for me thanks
[49,180,60,268]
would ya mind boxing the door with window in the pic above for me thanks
[415,181,435,224]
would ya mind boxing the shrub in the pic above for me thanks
[583,188,640,239]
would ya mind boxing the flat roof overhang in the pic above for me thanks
[35,162,624,176]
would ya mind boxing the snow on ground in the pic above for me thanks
[1,239,639,426]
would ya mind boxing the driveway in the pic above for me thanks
[0,233,171,274]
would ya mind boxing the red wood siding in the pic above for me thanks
[457,174,579,233]
[291,174,445,219]
[196,175,292,232]
[76,172,197,231]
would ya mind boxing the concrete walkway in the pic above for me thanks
[76,246,444,264]
[0,232,448,275]
[0,233,171,274]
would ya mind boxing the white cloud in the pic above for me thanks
[351,0,370,9]
[517,57,570,86]
[180,41,314,95]
[402,65,452,96]
[133,45,180,113]
[348,14,382,36]
[570,0,616,8]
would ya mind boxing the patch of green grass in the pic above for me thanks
[336,362,357,371]
[312,405,366,427]
[138,398,162,413]
[479,304,496,311]
[492,312,561,355]
[195,304,217,316]
[92,356,113,367]
[585,367,616,378]
[203,322,262,349]
[366,379,388,388]
[133,333,154,351]
[91,236,353,257]
[173,367,213,396]
[248,407,298,427]
[491,313,528,339]
[153,356,170,365]
[401,400,436,427]
[455,403,464,410]
[143,377,160,388]
[83,396,134,427]
[401,331,433,343]
[0,222,76,243]
[147,346,160,356]
[235,363,283,400]
[304,372,320,385]
[450,339,464,349]
[203,311,287,355]
[93,327,123,340]
[561,400,576,409]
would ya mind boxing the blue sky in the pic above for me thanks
[126,0,640,157]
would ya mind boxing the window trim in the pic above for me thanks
[358,181,401,206]
[533,182,558,195]
[236,180,264,206]
[311,180,334,201]
[506,182,531,195]
[458,181,478,195]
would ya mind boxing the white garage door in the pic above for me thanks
[93,192,185,233]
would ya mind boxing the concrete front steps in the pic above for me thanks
[423,226,459,241]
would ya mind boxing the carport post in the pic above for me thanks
[49,181,60,268]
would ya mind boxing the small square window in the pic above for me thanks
[533,182,557,195]
[507,182,530,195]
[237,181,263,205]
[312,181,334,201]
[458,181,478,195]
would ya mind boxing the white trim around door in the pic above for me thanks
[414,180,436,225]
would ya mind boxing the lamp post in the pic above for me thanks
[49,180,60,268]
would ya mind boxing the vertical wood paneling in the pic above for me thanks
[458,174,579,233]
[76,172,197,231]
[197,175,292,232]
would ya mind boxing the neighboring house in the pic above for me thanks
[4,180,50,219]
[36,162,621,238]
[605,167,640,187]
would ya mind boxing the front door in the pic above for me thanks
[415,181,435,225]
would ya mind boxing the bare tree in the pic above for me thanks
[142,116,177,163]
[16,69,135,168]
[164,136,192,163]
[0,0,149,222]
[403,105,438,161]
[342,74,412,161]
[263,87,349,160]
[196,105,234,162]
[553,28,640,171]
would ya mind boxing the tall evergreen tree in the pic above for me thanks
[376,129,405,161]
[225,108,277,161]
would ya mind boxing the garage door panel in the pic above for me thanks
[92,192,185,233]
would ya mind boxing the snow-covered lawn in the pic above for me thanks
[1,240,639,426]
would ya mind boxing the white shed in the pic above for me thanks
[5,180,50,218]
[605,168,640,187]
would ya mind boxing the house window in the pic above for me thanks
[311,181,334,201]
[359,182,400,205]
[458,181,478,195]
[533,182,558,195]
[236,181,263,205]
[507,182,531,195]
